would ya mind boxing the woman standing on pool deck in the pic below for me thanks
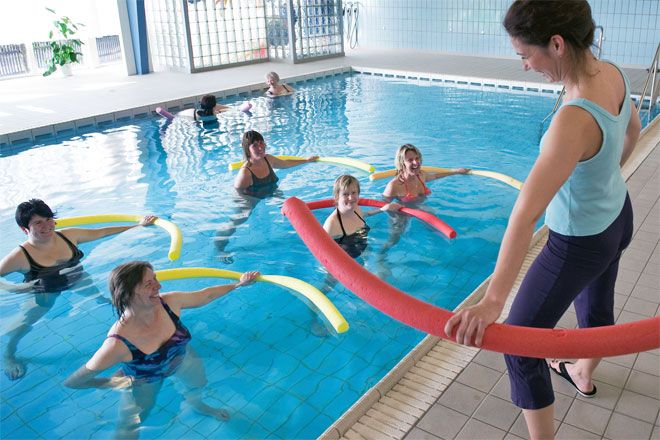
[65,261,259,438]
[0,199,156,380]
[445,1,641,439]
[383,144,469,203]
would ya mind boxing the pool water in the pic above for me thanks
[1,73,552,439]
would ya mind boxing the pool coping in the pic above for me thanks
[318,110,660,440]
[2,64,654,149]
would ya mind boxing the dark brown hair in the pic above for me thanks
[108,261,153,319]
[503,0,595,77]
[241,130,265,161]
[15,199,56,228]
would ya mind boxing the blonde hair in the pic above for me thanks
[332,175,360,201]
[265,71,280,83]
[395,144,423,175]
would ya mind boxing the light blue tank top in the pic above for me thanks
[544,62,630,237]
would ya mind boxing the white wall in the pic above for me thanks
[0,0,120,44]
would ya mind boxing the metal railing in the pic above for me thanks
[0,35,121,78]
[96,35,121,63]
[33,40,84,69]
[636,42,659,116]
[0,44,29,77]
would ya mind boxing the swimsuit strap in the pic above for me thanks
[108,333,143,358]
[417,175,431,195]
[18,245,39,268]
[246,157,275,180]
[17,231,79,269]
[336,210,348,238]
[108,299,180,359]
[56,231,80,254]
[354,211,367,225]
[160,298,183,327]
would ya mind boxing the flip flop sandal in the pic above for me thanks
[550,361,597,398]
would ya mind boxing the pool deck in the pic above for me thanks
[1,49,658,440]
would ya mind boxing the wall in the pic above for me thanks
[351,0,659,67]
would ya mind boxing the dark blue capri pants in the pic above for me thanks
[505,194,633,410]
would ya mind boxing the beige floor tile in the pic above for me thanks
[403,427,443,440]
[415,404,468,439]
[455,363,502,393]
[593,361,632,388]
[605,412,654,440]
[555,423,601,439]
[436,382,486,417]
[626,370,660,400]
[615,390,660,424]
[456,418,506,440]
[472,395,520,431]
[624,297,660,317]
[562,400,612,436]
[472,349,507,373]
[634,352,660,376]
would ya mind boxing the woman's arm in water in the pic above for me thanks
[64,337,132,389]
[161,271,260,312]
[60,215,157,245]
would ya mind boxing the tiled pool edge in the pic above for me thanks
[0,66,353,148]
[318,114,659,440]
[5,64,653,148]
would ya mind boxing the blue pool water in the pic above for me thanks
[1,73,554,439]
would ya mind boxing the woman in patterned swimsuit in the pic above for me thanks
[65,261,259,437]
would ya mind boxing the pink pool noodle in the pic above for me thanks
[156,107,175,121]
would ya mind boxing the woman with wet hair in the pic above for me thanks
[0,199,156,380]
[65,261,259,437]
[445,1,641,438]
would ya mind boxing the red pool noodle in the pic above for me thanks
[306,198,457,239]
[282,197,660,358]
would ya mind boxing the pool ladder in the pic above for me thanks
[636,42,659,122]
[540,26,605,128]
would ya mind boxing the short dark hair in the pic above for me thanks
[241,130,265,160]
[198,94,217,117]
[108,261,153,320]
[15,199,56,228]
[504,0,595,76]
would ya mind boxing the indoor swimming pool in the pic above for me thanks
[1,72,555,438]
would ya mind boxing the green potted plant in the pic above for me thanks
[43,8,84,77]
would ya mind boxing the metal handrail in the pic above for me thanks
[636,42,660,115]
[540,26,605,127]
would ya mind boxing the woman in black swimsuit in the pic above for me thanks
[0,199,156,380]
[215,131,318,262]
[323,175,400,258]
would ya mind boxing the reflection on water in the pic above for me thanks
[0,73,551,439]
